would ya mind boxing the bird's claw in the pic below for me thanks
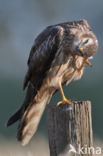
[57,98,72,106]
[78,58,92,75]
[85,59,92,66]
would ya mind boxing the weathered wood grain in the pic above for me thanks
[47,101,93,156]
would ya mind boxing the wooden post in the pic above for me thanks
[47,101,93,156]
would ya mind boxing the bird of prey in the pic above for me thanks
[6,19,98,145]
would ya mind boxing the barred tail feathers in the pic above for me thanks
[17,91,53,146]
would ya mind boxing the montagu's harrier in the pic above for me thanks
[6,19,98,145]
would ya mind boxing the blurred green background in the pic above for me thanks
[0,0,103,154]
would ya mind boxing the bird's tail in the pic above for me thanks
[17,88,54,146]
[6,84,35,127]
[6,107,23,127]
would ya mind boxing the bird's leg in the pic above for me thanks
[57,81,72,106]
[78,58,92,75]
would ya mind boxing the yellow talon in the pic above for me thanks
[57,98,72,106]
[85,59,92,66]
[78,58,92,75]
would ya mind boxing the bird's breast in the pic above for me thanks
[44,55,84,88]
[72,56,85,80]
[63,56,85,84]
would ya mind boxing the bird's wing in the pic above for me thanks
[23,26,60,90]
[6,25,63,145]
[27,26,53,65]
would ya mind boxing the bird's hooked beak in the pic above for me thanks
[75,45,92,67]
[76,46,84,57]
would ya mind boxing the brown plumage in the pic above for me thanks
[6,19,98,145]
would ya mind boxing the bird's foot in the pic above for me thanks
[78,58,92,75]
[85,59,92,66]
[57,97,72,106]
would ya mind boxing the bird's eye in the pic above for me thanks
[83,39,89,44]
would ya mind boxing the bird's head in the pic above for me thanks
[72,31,98,58]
